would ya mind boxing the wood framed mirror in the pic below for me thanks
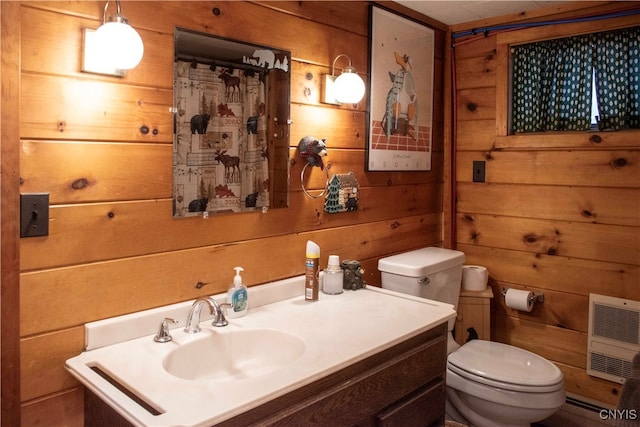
[173,28,290,217]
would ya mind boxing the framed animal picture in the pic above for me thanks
[366,5,435,171]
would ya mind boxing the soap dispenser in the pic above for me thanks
[226,266,248,318]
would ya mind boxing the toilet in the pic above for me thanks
[379,247,565,427]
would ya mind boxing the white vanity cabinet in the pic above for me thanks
[85,323,447,427]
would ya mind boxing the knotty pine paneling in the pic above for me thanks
[493,313,588,369]
[457,213,639,265]
[557,362,623,406]
[458,244,638,300]
[25,1,369,74]
[454,3,640,408]
[457,182,640,226]
[21,184,442,271]
[20,141,172,203]
[20,328,84,402]
[453,54,497,90]
[20,74,173,142]
[455,119,496,151]
[457,150,640,187]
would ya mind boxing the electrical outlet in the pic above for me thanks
[473,161,486,182]
[20,193,49,238]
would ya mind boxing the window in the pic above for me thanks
[591,70,599,128]
[510,26,639,134]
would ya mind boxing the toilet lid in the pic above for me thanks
[447,340,563,389]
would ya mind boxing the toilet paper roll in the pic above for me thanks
[462,265,488,291]
[505,288,534,312]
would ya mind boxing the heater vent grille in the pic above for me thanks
[587,294,640,384]
[593,304,639,345]
[589,352,632,380]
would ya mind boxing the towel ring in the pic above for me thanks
[300,162,330,199]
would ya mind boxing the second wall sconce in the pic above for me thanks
[323,54,366,105]
[82,0,144,76]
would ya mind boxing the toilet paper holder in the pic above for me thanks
[502,287,544,304]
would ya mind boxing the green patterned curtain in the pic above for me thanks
[512,35,593,133]
[594,27,640,130]
[511,26,640,133]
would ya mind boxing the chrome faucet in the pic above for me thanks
[153,317,178,343]
[184,296,229,333]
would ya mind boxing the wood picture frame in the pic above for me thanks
[367,5,435,171]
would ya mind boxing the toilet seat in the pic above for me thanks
[447,340,563,392]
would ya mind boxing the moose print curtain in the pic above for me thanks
[173,60,269,217]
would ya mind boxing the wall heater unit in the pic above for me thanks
[588,294,640,384]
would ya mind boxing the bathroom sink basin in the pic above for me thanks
[163,328,305,381]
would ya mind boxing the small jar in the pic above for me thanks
[322,255,344,295]
[341,260,366,290]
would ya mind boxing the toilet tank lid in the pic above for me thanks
[378,247,465,277]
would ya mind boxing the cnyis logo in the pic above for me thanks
[600,409,638,420]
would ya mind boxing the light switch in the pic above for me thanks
[473,161,486,183]
[20,193,49,238]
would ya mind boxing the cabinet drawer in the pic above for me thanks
[376,379,445,427]
[251,327,447,426]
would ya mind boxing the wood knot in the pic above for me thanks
[212,7,221,16]
[589,134,602,144]
[466,102,477,112]
[581,209,594,218]
[484,152,493,160]
[107,211,115,219]
[610,157,627,168]
[140,125,149,135]
[57,121,66,132]
[71,178,90,190]
[463,214,474,223]
[523,233,539,244]
[547,247,557,255]
[390,221,400,229]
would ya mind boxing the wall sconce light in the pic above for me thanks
[82,0,144,76]
[323,54,366,105]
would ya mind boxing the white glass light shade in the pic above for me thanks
[333,68,365,104]
[94,21,144,70]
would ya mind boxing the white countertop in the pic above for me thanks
[66,276,455,427]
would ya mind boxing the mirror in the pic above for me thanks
[173,28,291,217]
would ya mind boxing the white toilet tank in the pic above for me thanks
[378,247,465,311]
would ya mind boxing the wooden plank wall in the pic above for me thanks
[11,2,446,425]
[451,2,640,407]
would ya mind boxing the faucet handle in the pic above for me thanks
[153,317,179,343]
[213,303,231,327]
